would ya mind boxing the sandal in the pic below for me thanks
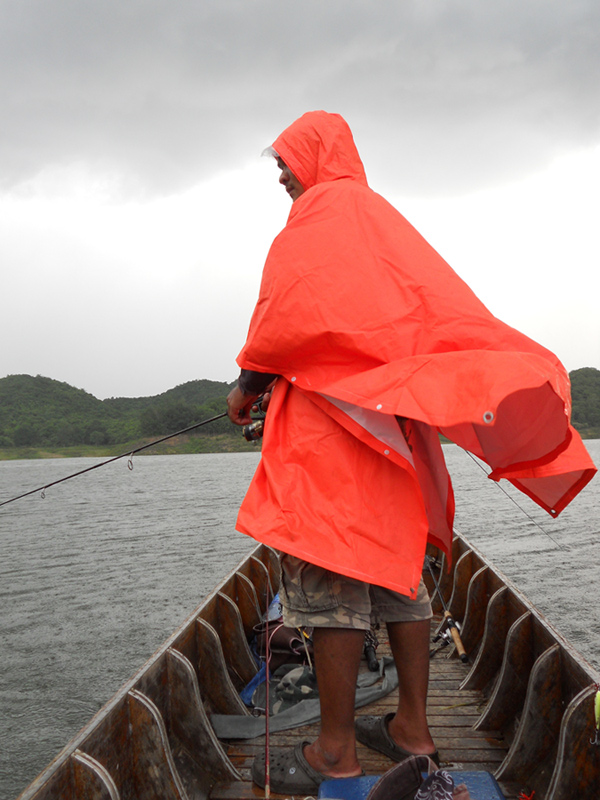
[356,713,440,766]
[251,741,331,793]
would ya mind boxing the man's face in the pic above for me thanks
[276,157,305,202]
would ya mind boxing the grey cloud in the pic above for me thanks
[1,0,598,196]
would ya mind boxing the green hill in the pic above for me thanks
[0,374,252,457]
[0,368,598,459]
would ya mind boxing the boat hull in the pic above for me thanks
[15,535,600,800]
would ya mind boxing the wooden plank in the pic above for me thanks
[237,556,275,612]
[79,696,135,799]
[475,612,534,733]
[458,565,488,653]
[167,648,240,783]
[72,751,121,800]
[447,550,478,621]
[546,684,600,800]
[461,586,509,692]
[196,619,250,716]
[496,644,562,792]
[215,592,259,688]
[127,689,189,800]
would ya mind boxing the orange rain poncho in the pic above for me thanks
[236,111,596,598]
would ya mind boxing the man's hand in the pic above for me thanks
[227,384,260,426]
[258,389,273,412]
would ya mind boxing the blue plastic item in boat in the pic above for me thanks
[318,770,505,800]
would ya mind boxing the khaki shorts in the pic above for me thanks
[279,554,432,631]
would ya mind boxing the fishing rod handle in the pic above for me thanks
[443,610,468,663]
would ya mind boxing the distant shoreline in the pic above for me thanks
[0,432,261,461]
[1,428,597,461]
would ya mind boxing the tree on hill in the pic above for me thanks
[159,379,236,406]
[570,367,600,428]
[0,374,101,415]
[140,400,201,436]
[0,375,107,447]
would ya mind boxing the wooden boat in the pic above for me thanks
[16,531,600,800]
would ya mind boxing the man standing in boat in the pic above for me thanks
[227,111,593,794]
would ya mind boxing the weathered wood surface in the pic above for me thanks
[197,617,251,716]
[127,689,189,800]
[72,750,121,800]
[546,684,600,799]
[166,648,240,784]
[201,591,258,689]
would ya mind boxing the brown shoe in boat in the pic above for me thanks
[355,713,440,766]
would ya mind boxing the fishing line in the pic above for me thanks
[264,579,272,799]
[462,449,567,552]
[0,412,228,509]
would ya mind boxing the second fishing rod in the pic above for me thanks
[425,554,469,663]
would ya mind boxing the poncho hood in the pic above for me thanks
[272,110,368,190]
[235,111,596,596]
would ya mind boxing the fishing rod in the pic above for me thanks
[425,555,469,663]
[0,412,228,509]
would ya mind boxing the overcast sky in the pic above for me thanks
[1,0,598,399]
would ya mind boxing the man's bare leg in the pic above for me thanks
[303,627,365,777]
[386,618,436,755]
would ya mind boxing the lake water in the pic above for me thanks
[1,443,598,799]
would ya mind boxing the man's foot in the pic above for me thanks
[303,739,363,779]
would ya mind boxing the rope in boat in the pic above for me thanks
[0,412,228,509]
[462,449,568,551]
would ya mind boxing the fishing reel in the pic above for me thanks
[426,555,469,662]
[432,617,463,646]
[242,398,267,441]
[243,419,264,441]
[429,617,464,660]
